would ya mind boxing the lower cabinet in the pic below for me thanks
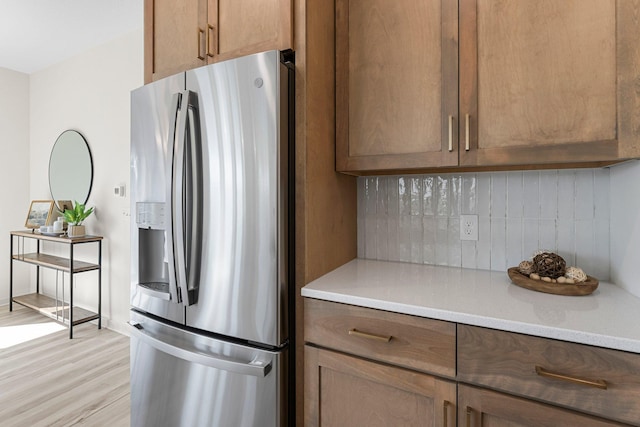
[459,384,628,427]
[303,298,640,426]
[305,345,456,427]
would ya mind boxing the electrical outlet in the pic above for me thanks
[460,214,478,241]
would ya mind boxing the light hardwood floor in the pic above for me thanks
[0,304,130,427]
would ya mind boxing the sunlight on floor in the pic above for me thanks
[0,322,67,349]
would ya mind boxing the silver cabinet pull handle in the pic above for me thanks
[206,24,216,57]
[448,115,454,152]
[535,365,608,390]
[348,328,392,343]
[197,28,205,60]
[465,114,470,151]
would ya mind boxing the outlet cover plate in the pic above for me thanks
[460,214,478,241]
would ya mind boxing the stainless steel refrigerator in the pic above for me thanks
[129,50,294,427]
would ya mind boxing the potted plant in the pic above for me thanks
[63,201,94,238]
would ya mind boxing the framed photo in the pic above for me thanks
[25,200,55,229]
[56,200,73,214]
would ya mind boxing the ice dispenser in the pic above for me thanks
[136,202,170,299]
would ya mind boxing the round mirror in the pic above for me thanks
[49,130,94,205]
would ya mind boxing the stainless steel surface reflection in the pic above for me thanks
[130,312,285,427]
[184,51,288,347]
[130,50,293,427]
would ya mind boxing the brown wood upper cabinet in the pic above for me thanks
[336,0,640,174]
[145,0,292,83]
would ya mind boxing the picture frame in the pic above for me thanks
[56,200,73,214]
[25,200,55,229]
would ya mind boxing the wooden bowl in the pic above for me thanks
[507,267,599,296]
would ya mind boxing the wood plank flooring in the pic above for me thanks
[0,304,130,427]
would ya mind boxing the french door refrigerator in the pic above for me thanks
[129,50,294,427]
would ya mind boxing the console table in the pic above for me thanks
[9,230,103,339]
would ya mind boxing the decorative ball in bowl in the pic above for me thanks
[508,252,598,296]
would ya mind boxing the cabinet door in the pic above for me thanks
[144,0,205,82]
[458,384,627,427]
[459,0,627,167]
[305,345,456,427]
[336,0,459,173]
[210,0,292,63]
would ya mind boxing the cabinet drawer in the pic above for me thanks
[457,325,640,425]
[304,298,456,378]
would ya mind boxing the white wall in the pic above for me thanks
[28,29,143,334]
[0,68,31,304]
[610,160,640,298]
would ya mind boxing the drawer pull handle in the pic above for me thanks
[535,365,607,390]
[465,406,472,427]
[348,328,392,343]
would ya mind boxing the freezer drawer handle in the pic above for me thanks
[128,321,272,377]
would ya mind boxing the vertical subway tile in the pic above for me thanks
[357,178,366,258]
[539,170,558,219]
[398,215,412,262]
[522,171,540,219]
[387,217,399,262]
[423,176,435,215]
[490,218,507,271]
[522,219,540,260]
[436,217,449,265]
[436,176,449,216]
[364,216,377,259]
[410,177,422,215]
[461,240,477,269]
[506,172,524,218]
[594,168,610,220]
[593,219,610,280]
[357,177,366,217]
[477,173,491,217]
[450,175,461,217]
[399,177,411,216]
[387,176,400,216]
[538,219,557,252]
[376,216,389,261]
[461,173,477,214]
[411,216,424,263]
[490,173,507,218]
[557,170,576,220]
[556,219,576,267]
[422,216,436,264]
[575,220,595,271]
[448,217,462,267]
[477,216,492,269]
[365,177,378,215]
[506,218,523,267]
[575,169,594,220]
[376,176,389,215]
[356,167,609,274]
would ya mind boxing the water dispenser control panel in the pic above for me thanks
[136,202,165,229]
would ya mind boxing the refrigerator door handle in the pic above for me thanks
[164,92,183,304]
[128,321,273,377]
[170,90,202,306]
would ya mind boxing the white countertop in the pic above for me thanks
[301,259,640,354]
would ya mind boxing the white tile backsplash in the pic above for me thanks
[357,170,611,279]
